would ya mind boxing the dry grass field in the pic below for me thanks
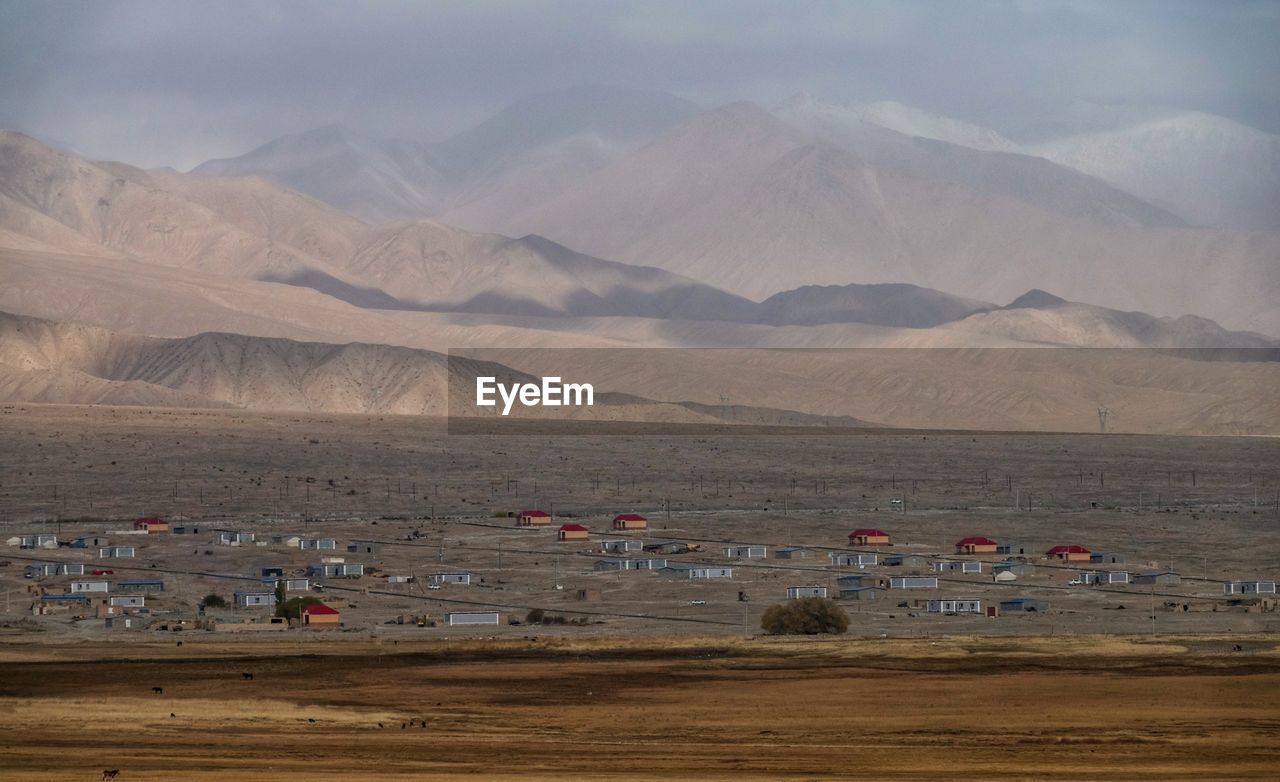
[0,635,1278,780]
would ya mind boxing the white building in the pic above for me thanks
[1224,580,1277,595]
[786,585,828,599]
[660,564,733,579]
[445,611,501,626]
[927,598,982,614]
[234,591,277,608]
[7,533,57,549]
[69,580,111,593]
[889,576,938,589]
[722,545,767,559]
[217,530,256,546]
[830,552,878,567]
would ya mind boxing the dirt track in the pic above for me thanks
[1,635,1278,780]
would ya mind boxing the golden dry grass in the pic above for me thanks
[1,635,1278,780]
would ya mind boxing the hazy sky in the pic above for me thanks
[2,0,1277,169]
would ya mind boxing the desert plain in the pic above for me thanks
[0,405,1278,778]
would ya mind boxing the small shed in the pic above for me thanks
[429,572,473,586]
[70,535,107,549]
[848,528,891,546]
[612,513,648,531]
[786,585,828,599]
[644,540,698,555]
[993,570,1017,583]
[172,524,201,535]
[882,554,930,570]
[558,524,590,541]
[1089,552,1126,565]
[600,539,642,554]
[517,510,552,526]
[993,561,1036,577]
[839,585,883,600]
[347,540,383,554]
[109,595,145,608]
[999,597,1049,612]
[1133,571,1181,586]
[300,537,338,551]
[996,542,1031,556]
[722,545,767,559]
[775,547,815,560]
[98,546,136,559]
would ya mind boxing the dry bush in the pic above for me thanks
[760,597,848,635]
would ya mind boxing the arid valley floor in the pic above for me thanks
[1,405,1278,778]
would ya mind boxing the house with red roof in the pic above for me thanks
[955,536,998,554]
[301,602,340,626]
[134,517,169,534]
[1046,544,1091,562]
[613,513,647,531]
[848,528,891,546]
[558,523,590,541]
[517,509,552,526]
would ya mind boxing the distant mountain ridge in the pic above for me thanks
[193,86,700,223]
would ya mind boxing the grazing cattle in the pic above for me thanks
[151,686,163,695]
[241,672,254,680]
[377,722,384,729]
[307,718,316,724]
[102,771,119,780]
[169,713,176,718]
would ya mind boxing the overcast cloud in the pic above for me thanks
[1,0,1277,169]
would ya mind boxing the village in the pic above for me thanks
[4,499,1276,641]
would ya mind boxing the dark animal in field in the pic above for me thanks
[101,771,119,780]
[242,672,254,680]
[169,713,176,718]
[1233,644,1244,652]
[151,687,163,694]
[307,718,316,723]
[378,722,384,728]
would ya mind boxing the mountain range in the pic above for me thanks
[1,85,1277,434]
